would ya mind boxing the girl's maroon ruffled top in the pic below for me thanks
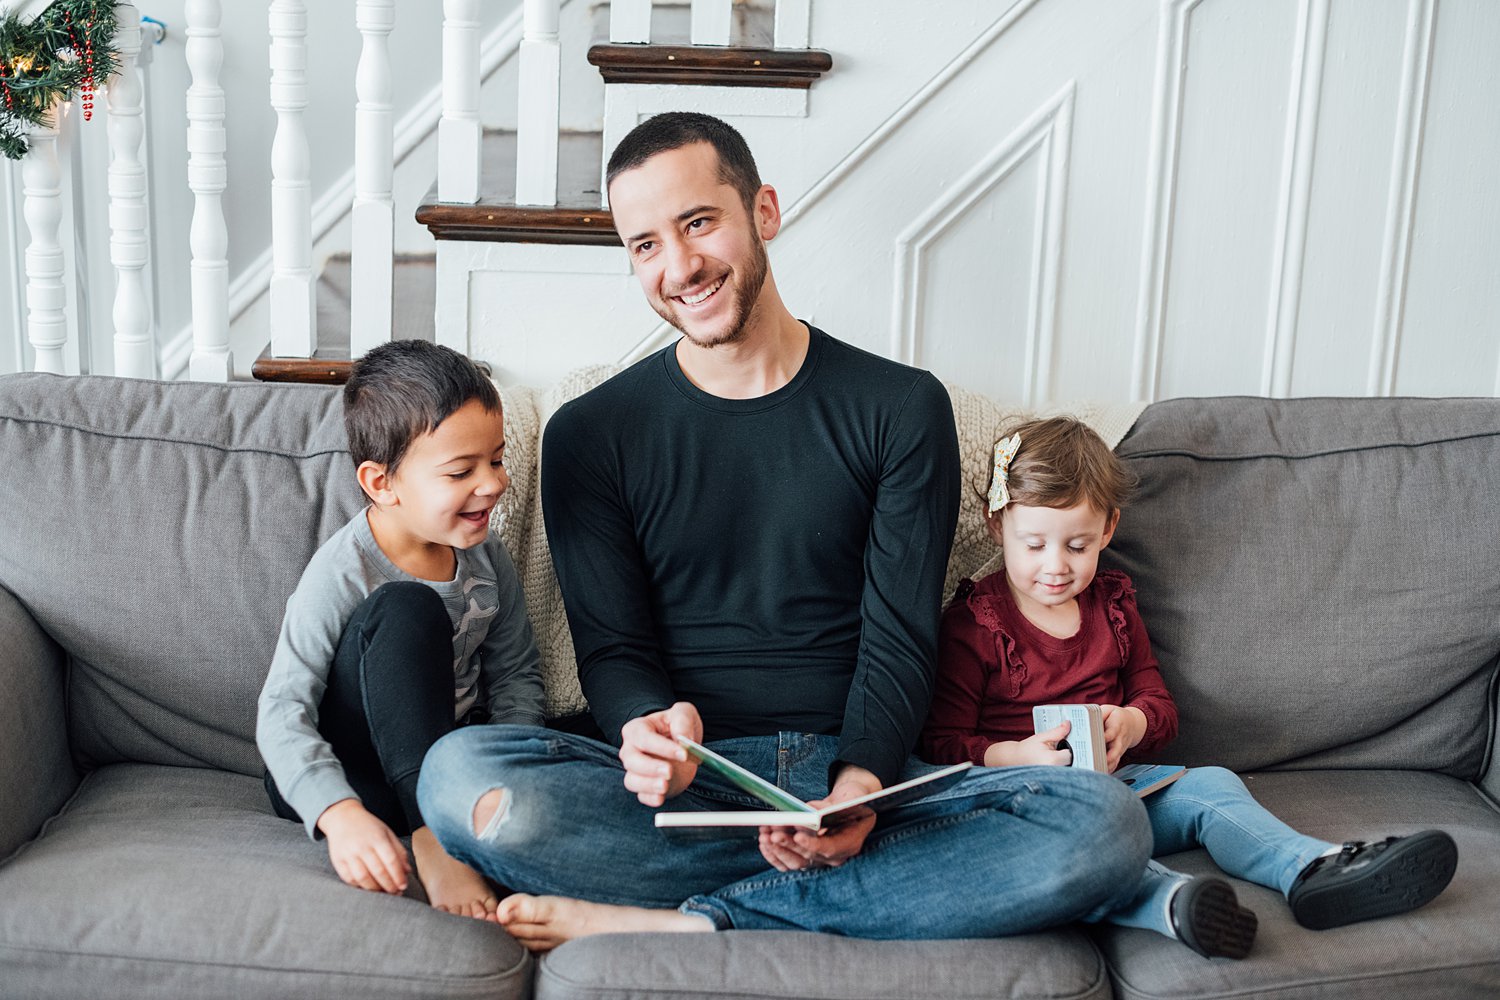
[919,569,1178,766]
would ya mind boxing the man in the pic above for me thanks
[418,112,1149,949]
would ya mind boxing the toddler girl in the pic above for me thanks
[920,416,1457,958]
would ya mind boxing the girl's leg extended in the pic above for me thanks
[679,764,1153,939]
[417,726,779,908]
[1146,766,1332,895]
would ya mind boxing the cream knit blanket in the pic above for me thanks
[492,368,1147,719]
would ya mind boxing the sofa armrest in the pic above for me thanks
[1484,656,1500,806]
[0,585,79,859]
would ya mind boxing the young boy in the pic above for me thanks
[257,339,545,920]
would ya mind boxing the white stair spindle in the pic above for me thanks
[185,0,232,380]
[21,116,66,374]
[774,0,812,48]
[351,0,395,358]
[610,0,652,43]
[108,3,153,378]
[269,0,316,357]
[515,0,560,207]
[690,0,732,46]
[439,0,481,203]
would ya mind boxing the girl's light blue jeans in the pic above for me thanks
[418,725,1153,939]
[1100,765,1334,935]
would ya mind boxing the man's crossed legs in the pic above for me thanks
[417,726,1151,947]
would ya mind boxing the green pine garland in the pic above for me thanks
[0,0,119,160]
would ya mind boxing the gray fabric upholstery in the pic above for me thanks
[537,929,1112,1000]
[0,585,77,860]
[1096,769,1500,999]
[0,763,532,1000]
[0,373,360,776]
[1108,396,1500,776]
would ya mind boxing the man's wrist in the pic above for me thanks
[830,762,882,797]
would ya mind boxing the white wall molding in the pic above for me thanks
[162,4,532,378]
[1131,0,1205,403]
[1369,0,1436,397]
[1262,0,1329,398]
[891,83,1075,408]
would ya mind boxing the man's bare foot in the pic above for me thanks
[411,826,500,921]
[496,893,714,952]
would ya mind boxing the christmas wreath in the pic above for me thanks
[0,0,119,160]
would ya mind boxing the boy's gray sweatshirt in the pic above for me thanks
[256,508,545,837]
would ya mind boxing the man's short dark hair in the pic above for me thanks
[605,112,762,210]
[342,339,500,476]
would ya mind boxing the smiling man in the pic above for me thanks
[416,112,1150,949]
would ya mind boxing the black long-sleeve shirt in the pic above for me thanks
[540,326,960,787]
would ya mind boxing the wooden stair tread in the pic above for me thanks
[415,130,617,246]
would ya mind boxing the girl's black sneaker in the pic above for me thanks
[1288,830,1458,930]
[1170,876,1258,959]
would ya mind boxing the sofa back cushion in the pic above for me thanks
[0,374,362,776]
[1106,396,1500,777]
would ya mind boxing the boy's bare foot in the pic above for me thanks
[411,826,500,921]
[496,893,714,952]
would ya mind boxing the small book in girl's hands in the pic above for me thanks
[1032,704,1186,797]
[653,736,972,840]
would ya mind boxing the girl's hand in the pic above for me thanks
[1101,705,1148,772]
[983,722,1073,767]
[317,798,411,894]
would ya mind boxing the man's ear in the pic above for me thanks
[357,461,395,506]
[754,184,782,241]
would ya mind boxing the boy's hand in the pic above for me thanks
[983,721,1073,768]
[316,798,411,894]
[1101,705,1148,772]
[759,764,879,872]
[619,701,702,807]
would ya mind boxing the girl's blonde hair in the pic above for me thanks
[988,416,1135,516]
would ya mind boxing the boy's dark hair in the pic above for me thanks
[989,416,1135,516]
[342,340,500,476]
[605,111,762,210]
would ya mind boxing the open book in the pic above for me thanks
[1033,704,1186,797]
[654,736,972,837]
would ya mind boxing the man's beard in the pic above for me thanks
[657,236,769,349]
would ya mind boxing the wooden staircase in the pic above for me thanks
[251,0,830,386]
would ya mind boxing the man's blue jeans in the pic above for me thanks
[1102,765,1333,935]
[417,726,1152,939]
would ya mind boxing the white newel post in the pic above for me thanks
[439,0,481,203]
[515,0,559,206]
[108,3,153,378]
[610,0,652,43]
[774,0,812,48]
[269,0,316,357]
[351,0,394,357]
[21,116,66,374]
[185,0,232,380]
[690,0,732,46]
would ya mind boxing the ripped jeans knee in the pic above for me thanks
[472,787,509,841]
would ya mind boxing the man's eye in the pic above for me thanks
[688,218,706,230]
[634,241,654,255]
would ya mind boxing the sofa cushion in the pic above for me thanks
[0,374,362,775]
[0,762,531,999]
[1108,396,1500,775]
[536,927,1112,1000]
[1094,769,1500,999]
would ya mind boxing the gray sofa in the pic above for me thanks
[1,371,1497,1000]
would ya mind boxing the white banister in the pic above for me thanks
[439,0,481,203]
[269,0,315,358]
[609,0,652,43]
[350,0,395,358]
[774,0,812,48]
[515,0,559,206]
[691,0,732,46]
[21,116,66,374]
[185,0,231,380]
[108,3,153,378]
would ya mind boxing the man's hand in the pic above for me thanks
[982,721,1072,768]
[618,701,702,807]
[1101,705,1148,772]
[316,798,411,894]
[758,764,880,872]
